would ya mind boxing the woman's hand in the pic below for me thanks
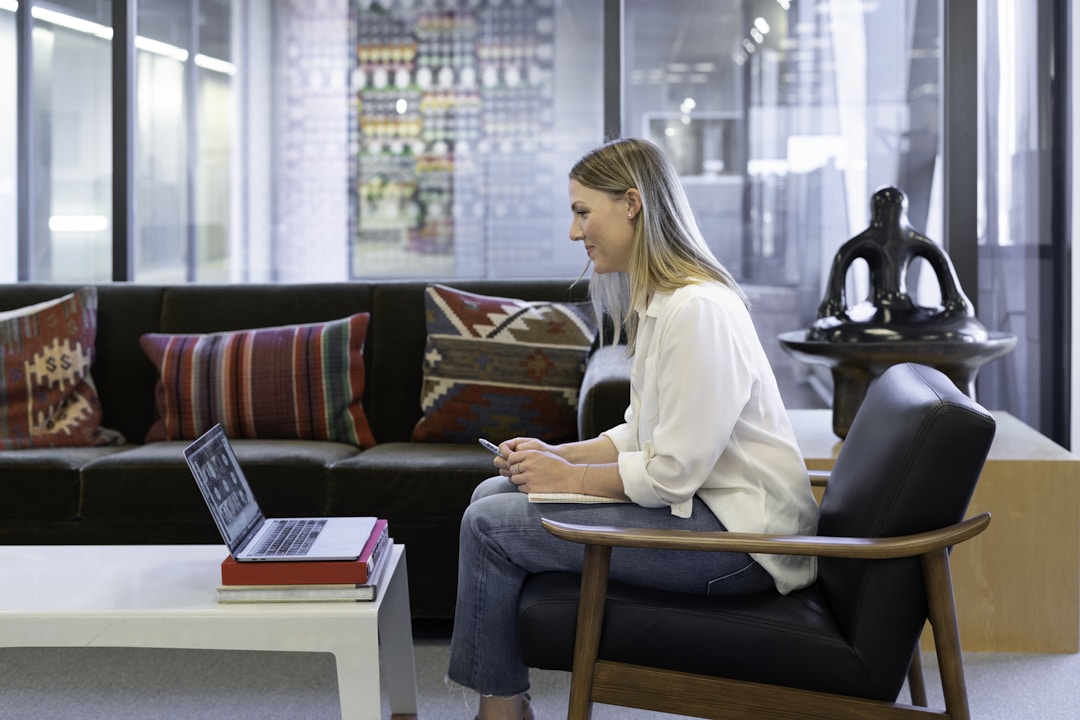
[504,437,557,455]
[504,448,575,495]
[495,435,627,500]
[491,437,557,476]
[502,436,566,493]
[493,437,557,478]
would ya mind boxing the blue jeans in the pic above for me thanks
[446,476,774,696]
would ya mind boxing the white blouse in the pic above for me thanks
[602,281,819,594]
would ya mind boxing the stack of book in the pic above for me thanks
[216,518,393,603]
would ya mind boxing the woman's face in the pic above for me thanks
[568,179,637,274]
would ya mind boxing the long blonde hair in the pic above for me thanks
[570,138,746,348]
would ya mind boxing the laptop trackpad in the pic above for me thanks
[305,517,372,560]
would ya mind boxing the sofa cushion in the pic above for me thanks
[0,446,131,520]
[157,283,374,335]
[0,287,124,449]
[90,285,168,444]
[411,285,597,444]
[79,440,360,524]
[327,442,499,618]
[141,314,376,447]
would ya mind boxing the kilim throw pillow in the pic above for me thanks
[140,313,376,448]
[0,287,123,449]
[411,284,598,443]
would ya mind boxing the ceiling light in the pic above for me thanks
[135,36,188,62]
[49,215,109,233]
[194,54,236,75]
[32,6,112,39]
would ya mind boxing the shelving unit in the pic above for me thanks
[349,0,556,277]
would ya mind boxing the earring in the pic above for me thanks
[627,213,634,219]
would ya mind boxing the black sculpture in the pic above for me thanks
[780,187,1015,438]
[808,186,987,343]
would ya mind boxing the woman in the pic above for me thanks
[447,138,819,720]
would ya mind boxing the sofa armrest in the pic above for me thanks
[577,344,631,440]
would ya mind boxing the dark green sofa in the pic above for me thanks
[0,281,630,619]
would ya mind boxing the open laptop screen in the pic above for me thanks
[185,426,263,552]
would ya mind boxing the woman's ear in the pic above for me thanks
[625,189,642,219]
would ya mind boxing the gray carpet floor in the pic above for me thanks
[0,631,1077,719]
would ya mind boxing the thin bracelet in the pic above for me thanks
[580,464,590,494]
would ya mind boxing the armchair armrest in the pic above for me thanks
[577,344,631,440]
[541,512,990,561]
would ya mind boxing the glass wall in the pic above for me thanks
[0,0,233,283]
[978,0,1067,436]
[135,46,189,281]
[219,0,604,283]
[1073,0,1080,452]
[0,4,14,282]
[134,0,233,282]
[30,2,113,282]
[1,0,1069,441]
[623,0,945,407]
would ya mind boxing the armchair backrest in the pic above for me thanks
[816,362,995,694]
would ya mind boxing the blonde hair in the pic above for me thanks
[570,138,746,347]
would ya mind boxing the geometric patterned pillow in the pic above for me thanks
[140,313,376,448]
[410,284,598,444]
[0,287,123,449]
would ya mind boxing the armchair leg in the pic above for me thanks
[907,646,927,707]
[922,548,971,720]
[567,544,612,720]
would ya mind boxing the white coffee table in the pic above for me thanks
[0,543,418,720]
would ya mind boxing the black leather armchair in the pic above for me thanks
[518,362,996,720]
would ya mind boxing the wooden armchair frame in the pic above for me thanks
[543,509,991,720]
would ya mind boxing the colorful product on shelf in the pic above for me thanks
[350,0,555,270]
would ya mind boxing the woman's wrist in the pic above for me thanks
[559,436,618,465]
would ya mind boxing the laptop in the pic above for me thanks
[184,424,375,562]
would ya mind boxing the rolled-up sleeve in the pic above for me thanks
[601,422,636,452]
[616,441,698,516]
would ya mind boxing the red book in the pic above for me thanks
[220,518,390,586]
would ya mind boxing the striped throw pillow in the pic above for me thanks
[411,285,597,444]
[140,314,375,447]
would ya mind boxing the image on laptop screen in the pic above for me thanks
[186,432,262,549]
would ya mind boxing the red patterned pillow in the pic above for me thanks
[140,314,376,447]
[411,285,598,443]
[0,287,122,449]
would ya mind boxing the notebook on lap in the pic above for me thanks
[184,424,374,562]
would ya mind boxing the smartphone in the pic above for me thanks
[478,438,506,458]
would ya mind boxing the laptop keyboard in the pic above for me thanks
[253,519,327,557]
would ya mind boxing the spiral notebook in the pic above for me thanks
[528,493,632,504]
